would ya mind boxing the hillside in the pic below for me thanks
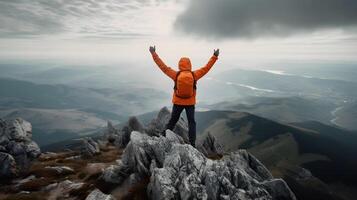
[207,96,335,125]
[196,110,357,200]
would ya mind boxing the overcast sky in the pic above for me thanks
[0,0,357,68]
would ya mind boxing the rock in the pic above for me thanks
[100,130,183,184]
[0,118,41,178]
[81,137,100,157]
[103,121,119,143]
[145,107,189,143]
[48,180,84,199]
[24,140,41,158]
[0,152,17,177]
[103,117,145,149]
[44,166,75,175]
[86,188,116,200]
[262,179,297,200]
[148,147,278,200]
[14,175,36,185]
[101,162,131,184]
[198,132,224,158]
[0,118,32,143]
[101,124,296,200]
[127,116,145,133]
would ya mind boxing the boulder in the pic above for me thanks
[0,152,17,177]
[145,107,189,142]
[103,121,119,143]
[198,132,225,158]
[0,118,32,143]
[86,188,116,200]
[103,117,145,149]
[44,166,75,176]
[47,180,84,199]
[0,118,40,178]
[81,137,100,157]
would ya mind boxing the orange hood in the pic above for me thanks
[178,57,192,71]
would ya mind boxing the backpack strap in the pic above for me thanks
[173,71,181,90]
[191,71,197,90]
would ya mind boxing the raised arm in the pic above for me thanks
[193,49,219,80]
[150,46,177,80]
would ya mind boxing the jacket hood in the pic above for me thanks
[178,57,192,71]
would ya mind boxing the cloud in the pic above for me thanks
[0,0,176,39]
[174,0,357,39]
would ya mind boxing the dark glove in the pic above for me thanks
[213,49,219,57]
[149,45,156,54]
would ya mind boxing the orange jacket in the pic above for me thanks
[152,52,218,105]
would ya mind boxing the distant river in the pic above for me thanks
[330,106,344,126]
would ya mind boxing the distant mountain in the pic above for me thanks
[0,78,169,146]
[208,96,336,125]
[195,110,357,200]
[0,78,168,115]
[214,69,357,100]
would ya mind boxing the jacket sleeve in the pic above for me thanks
[193,55,218,80]
[152,52,177,80]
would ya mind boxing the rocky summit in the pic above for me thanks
[101,130,296,200]
[0,107,296,200]
[100,107,296,200]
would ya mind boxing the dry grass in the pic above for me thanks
[18,178,53,191]
[0,144,124,200]
[1,192,48,200]
[112,176,150,200]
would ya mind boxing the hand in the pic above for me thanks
[149,45,156,54]
[213,48,219,57]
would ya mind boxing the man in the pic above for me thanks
[149,45,219,147]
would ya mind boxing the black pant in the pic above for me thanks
[165,104,196,147]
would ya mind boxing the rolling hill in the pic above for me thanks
[194,110,357,200]
[207,96,336,125]
[0,78,169,146]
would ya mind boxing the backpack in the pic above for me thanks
[174,71,196,99]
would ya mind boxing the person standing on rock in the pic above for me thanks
[149,45,219,147]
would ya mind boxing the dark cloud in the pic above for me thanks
[174,0,357,39]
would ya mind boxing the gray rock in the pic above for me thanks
[0,118,41,178]
[103,121,119,143]
[86,189,116,200]
[24,140,41,158]
[48,180,84,199]
[101,162,131,184]
[198,132,224,158]
[262,179,297,200]
[101,125,296,200]
[0,152,17,177]
[0,118,32,143]
[103,117,145,149]
[145,107,189,143]
[127,116,145,133]
[44,166,75,175]
[100,130,183,184]
[81,137,100,157]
